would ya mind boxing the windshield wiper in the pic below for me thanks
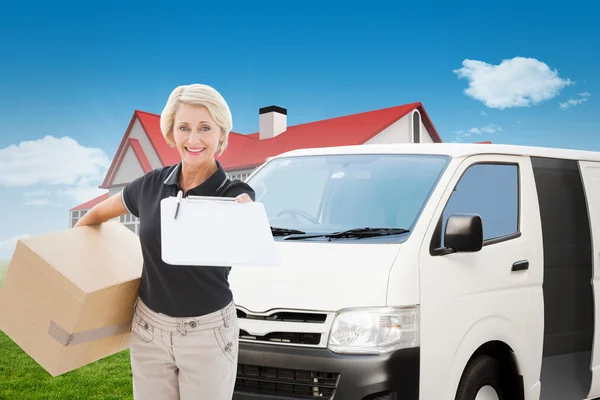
[285,227,409,240]
[271,226,306,236]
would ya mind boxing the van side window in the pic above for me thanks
[441,163,519,246]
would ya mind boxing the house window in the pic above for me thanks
[229,172,250,181]
[71,210,80,228]
[412,111,421,143]
[70,209,91,228]
[440,163,519,246]
[120,213,140,235]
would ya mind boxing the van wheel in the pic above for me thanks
[455,355,504,400]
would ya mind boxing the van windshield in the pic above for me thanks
[246,153,449,241]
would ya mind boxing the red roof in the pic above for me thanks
[129,138,153,173]
[101,102,440,187]
[70,192,109,211]
[99,102,443,191]
[136,111,179,165]
[218,103,442,170]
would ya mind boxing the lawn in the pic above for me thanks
[0,259,134,399]
[0,259,7,287]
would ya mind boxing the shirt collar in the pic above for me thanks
[163,160,228,195]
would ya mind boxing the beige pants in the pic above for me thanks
[129,298,239,400]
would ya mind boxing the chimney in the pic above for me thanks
[259,106,287,140]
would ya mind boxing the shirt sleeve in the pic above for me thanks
[121,174,145,218]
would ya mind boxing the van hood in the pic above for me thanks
[228,241,401,313]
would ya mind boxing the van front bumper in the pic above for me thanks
[233,342,420,400]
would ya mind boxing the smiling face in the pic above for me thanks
[172,102,222,168]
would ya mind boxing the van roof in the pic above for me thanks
[272,143,600,163]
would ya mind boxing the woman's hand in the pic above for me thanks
[235,193,253,203]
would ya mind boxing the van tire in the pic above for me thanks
[455,355,505,400]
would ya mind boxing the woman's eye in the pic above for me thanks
[178,126,188,131]
[201,126,211,131]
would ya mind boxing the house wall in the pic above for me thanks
[365,110,434,144]
[419,119,434,143]
[105,184,138,231]
[108,186,124,197]
[105,119,162,186]
[85,117,161,232]
[129,119,163,169]
[227,168,255,181]
[111,146,146,186]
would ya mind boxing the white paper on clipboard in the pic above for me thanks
[160,194,279,268]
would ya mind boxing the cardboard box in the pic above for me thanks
[0,221,143,376]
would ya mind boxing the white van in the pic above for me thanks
[228,143,600,400]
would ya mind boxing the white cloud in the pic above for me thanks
[454,57,573,109]
[454,124,502,142]
[560,92,591,110]
[480,110,488,116]
[454,124,502,137]
[0,136,111,187]
[1,136,111,206]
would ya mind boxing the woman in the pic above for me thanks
[74,83,255,399]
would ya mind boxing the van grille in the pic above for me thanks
[239,329,321,345]
[237,309,327,323]
[236,364,340,399]
[236,307,333,348]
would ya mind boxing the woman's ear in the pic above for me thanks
[218,132,225,151]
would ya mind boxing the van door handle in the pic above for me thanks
[512,260,529,271]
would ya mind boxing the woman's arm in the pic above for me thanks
[74,193,129,228]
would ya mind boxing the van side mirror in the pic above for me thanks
[443,214,483,253]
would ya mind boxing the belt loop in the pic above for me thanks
[221,308,229,328]
[177,318,187,335]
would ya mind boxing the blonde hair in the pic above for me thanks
[160,84,233,155]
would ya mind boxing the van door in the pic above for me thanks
[578,160,600,399]
[417,155,545,400]
[529,156,595,400]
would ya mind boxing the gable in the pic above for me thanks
[365,108,435,145]
[100,114,162,188]
[110,142,150,186]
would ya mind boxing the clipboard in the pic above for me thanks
[160,192,279,268]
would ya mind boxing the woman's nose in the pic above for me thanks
[188,131,204,143]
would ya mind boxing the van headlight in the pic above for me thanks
[327,306,419,354]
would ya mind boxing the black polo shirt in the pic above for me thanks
[121,160,256,317]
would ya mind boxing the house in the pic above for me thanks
[69,102,445,232]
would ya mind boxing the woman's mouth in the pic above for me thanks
[185,147,205,155]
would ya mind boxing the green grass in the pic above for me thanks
[0,259,133,399]
[0,332,133,399]
[0,259,8,287]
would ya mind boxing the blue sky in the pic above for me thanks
[0,0,598,258]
